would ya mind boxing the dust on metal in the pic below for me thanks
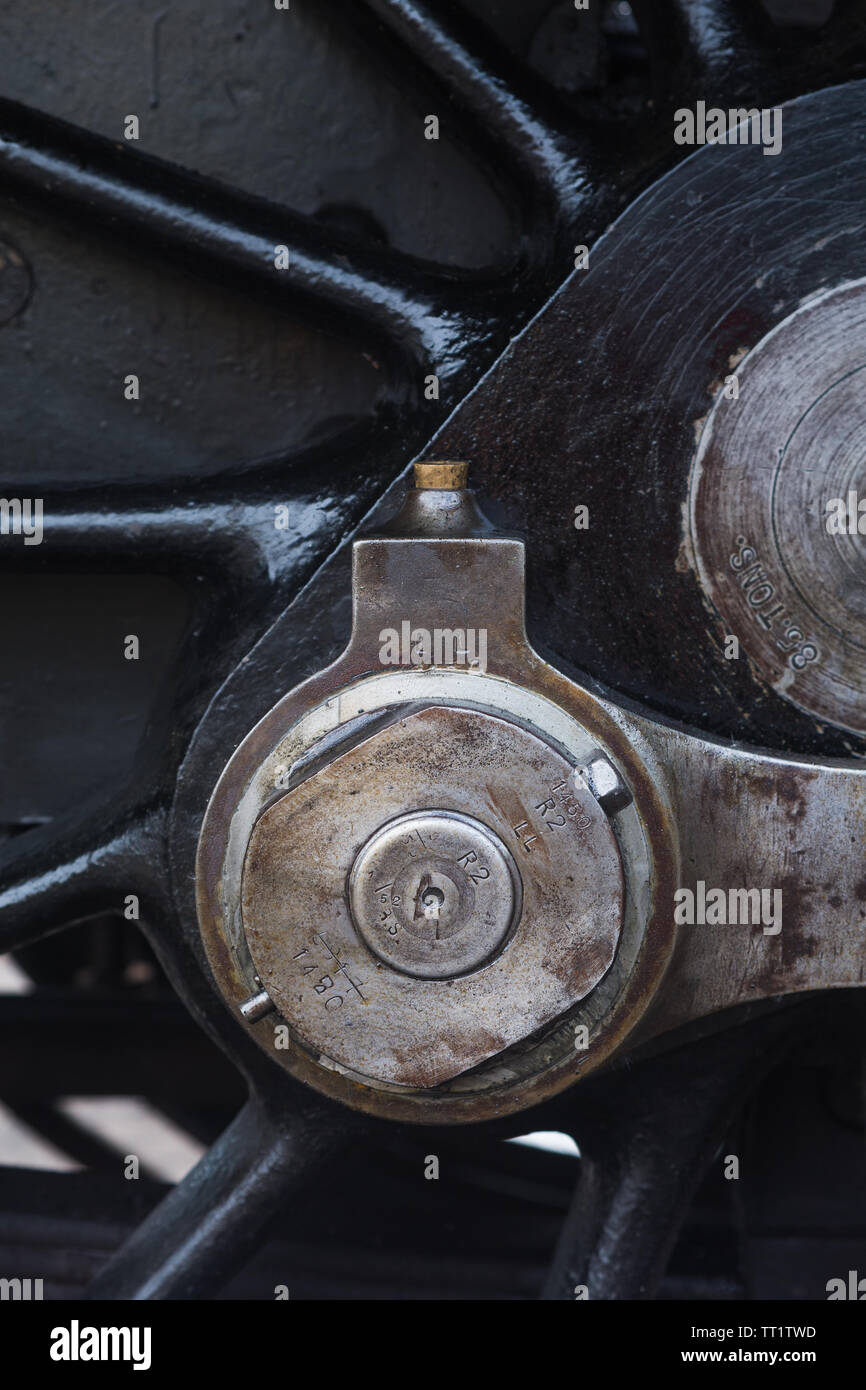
[689,279,866,735]
[348,809,522,980]
[240,704,624,1089]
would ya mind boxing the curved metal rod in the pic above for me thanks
[0,485,331,583]
[0,798,167,957]
[542,1003,816,1300]
[83,1088,367,1299]
[634,0,865,107]
[0,405,413,574]
[0,97,517,387]
[634,0,773,103]
[354,0,601,221]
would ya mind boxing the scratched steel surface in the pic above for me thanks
[240,705,623,1087]
[200,473,866,1119]
[194,496,678,1122]
[626,720,866,1034]
[1,0,866,1302]
[689,279,866,736]
[430,80,866,758]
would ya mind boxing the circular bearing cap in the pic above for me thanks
[238,704,626,1089]
[348,809,522,979]
[690,278,866,734]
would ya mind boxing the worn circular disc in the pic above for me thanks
[240,703,624,1089]
[348,809,521,979]
[434,80,866,754]
[689,279,866,734]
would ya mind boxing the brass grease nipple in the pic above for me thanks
[413,460,470,490]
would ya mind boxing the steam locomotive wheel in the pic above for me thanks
[1,1,865,1303]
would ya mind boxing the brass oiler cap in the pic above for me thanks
[413,460,469,490]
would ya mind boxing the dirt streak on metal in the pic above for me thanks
[240,704,624,1089]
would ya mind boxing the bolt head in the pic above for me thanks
[349,810,521,979]
[240,706,624,1088]
[578,752,632,815]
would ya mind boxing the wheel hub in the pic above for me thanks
[237,700,626,1089]
[348,808,521,981]
[195,465,675,1118]
[691,279,866,733]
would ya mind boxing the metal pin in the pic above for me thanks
[239,987,276,1022]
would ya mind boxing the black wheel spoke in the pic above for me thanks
[0,481,284,580]
[355,0,601,219]
[0,798,166,956]
[0,97,512,383]
[83,1091,366,1300]
[2,1,859,1307]
[542,1006,817,1300]
[635,0,775,103]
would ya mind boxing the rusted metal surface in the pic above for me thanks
[5,4,866,1299]
[240,705,623,1088]
[182,82,866,1130]
[197,458,866,1123]
[614,713,866,1039]
[196,472,678,1122]
[689,278,866,735]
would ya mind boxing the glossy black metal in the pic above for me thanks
[432,80,866,759]
[3,0,866,1303]
[84,1091,366,1299]
[636,0,866,109]
[351,0,601,220]
[0,0,616,396]
[0,97,488,385]
[0,799,166,957]
[542,1003,817,1300]
[0,443,393,583]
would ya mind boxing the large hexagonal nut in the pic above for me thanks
[240,705,624,1088]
